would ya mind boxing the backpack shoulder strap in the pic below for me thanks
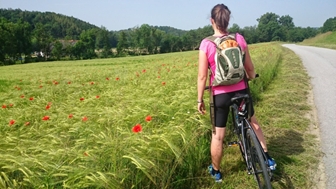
[205,36,217,43]
[228,33,237,40]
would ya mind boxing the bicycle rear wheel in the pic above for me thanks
[246,128,272,189]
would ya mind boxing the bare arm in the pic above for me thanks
[197,50,208,114]
[243,46,256,79]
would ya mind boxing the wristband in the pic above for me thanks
[197,100,204,103]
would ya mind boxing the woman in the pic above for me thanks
[197,4,276,183]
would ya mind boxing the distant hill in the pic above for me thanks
[0,8,187,39]
[301,31,336,50]
[0,8,99,39]
[153,26,187,36]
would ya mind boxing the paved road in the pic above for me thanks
[283,44,336,189]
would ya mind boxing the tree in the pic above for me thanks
[96,26,112,58]
[257,12,282,42]
[14,20,32,63]
[241,26,259,44]
[322,17,336,32]
[0,18,10,64]
[134,24,153,54]
[117,31,128,56]
[279,15,295,41]
[33,23,54,60]
[160,34,182,53]
[78,29,96,59]
[151,28,164,54]
[160,35,172,53]
[279,15,295,28]
[71,41,85,59]
[51,40,63,60]
[287,27,305,42]
[229,23,241,34]
[181,26,211,51]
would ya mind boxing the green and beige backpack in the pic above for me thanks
[206,33,245,86]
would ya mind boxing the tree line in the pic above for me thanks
[0,9,335,65]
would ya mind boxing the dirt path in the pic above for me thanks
[283,44,336,189]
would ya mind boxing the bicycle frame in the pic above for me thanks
[230,95,252,169]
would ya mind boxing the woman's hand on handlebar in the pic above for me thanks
[247,73,259,81]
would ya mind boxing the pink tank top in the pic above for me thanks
[199,33,247,95]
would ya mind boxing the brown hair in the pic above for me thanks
[211,4,231,33]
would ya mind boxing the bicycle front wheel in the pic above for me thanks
[246,128,272,189]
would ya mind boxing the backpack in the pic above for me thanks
[206,33,245,86]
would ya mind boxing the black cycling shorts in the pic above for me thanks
[213,89,255,127]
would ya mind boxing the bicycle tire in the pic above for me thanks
[246,128,272,189]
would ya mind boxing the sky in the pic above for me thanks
[1,0,335,31]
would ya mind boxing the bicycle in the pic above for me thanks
[206,75,273,189]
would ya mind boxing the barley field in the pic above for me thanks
[1,44,307,189]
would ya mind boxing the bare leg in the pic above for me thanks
[211,127,226,171]
[250,115,268,152]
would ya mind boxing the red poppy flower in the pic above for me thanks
[68,114,73,119]
[106,77,110,80]
[9,104,13,107]
[9,120,15,126]
[42,116,50,121]
[20,95,25,98]
[90,82,94,85]
[96,95,100,99]
[68,81,71,84]
[116,77,120,81]
[29,97,34,101]
[39,85,43,88]
[132,124,142,133]
[80,97,85,101]
[46,104,51,110]
[82,116,88,122]
[2,105,6,109]
[25,122,30,126]
[54,81,59,85]
[162,82,166,86]
[145,115,152,122]
[142,69,146,73]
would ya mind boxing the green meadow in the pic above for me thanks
[0,42,321,188]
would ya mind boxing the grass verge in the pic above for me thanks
[250,45,322,188]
